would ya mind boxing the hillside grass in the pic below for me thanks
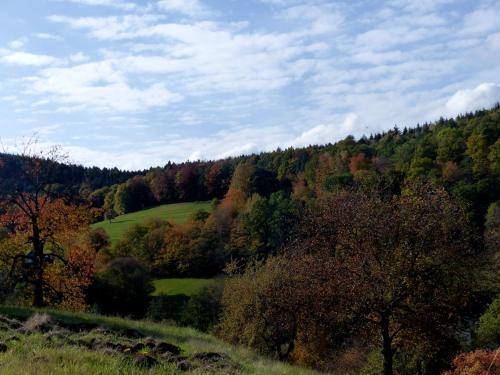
[152,278,221,297]
[92,201,211,244]
[0,306,321,375]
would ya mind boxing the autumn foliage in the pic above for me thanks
[442,350,500,375]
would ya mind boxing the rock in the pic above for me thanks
[133,354,158,368]
[191,352,240,373]
[159,352,175,362]
[0,342,7,352]
[122,328,145,339]
[155,341,181,355]
[62,322,99,333]
[192,352,226,362]
[176,360,194,372]
[0,315,22,329]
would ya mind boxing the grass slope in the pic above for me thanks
[0,306,321,375]
[152,278,221,297]
[92,201,211,244]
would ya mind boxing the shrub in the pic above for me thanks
[89,257,153,318]
[217,257,298,360]
[442,349,500,375]
[476,297,500,348]
[181,283,223,332]
[147,294,190,322]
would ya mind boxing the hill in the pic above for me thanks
[92,201,211,244]
[0,306,319,375]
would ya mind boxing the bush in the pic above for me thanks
[476,297,500,348]
[147,294,190,322]
[181,283,223,332]
[442,349,500,375]
[217,257,298,360]
[89,257,153,318]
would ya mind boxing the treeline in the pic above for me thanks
[88,105,499,229]
[0,152,139,195]
[92,106,500,278]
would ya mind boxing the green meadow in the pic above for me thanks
[152,278,221,297]
[92,201,211,244]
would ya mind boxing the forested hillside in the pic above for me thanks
[0,106,498,375]
[89,105,500,227]
[82,106,500,277]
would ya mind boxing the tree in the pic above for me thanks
[218,257,299,360]
[114,176,153,214]
[466,132,490,177]
[436,128,464,163]
[475,296,500,348]
[176,164,204,201]
[148,169,177,203]
[442,350,500,375]
[238,191,300,258]
[296,185,476,375]
[113,218,171,271]
[488,138,500,176]
[104,208,117,223]
[89,257,153,318]
[349,153,371,174]
[0,143,95,307]
[88,228,110,253]
[205,161,233,199]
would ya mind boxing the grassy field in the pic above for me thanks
[0,306,322,375]
[92,201,211,244]
[152,278,222,297]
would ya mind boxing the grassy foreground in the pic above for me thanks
[92,201,211,244]
[0,306,320,375]
[152,278,221,297]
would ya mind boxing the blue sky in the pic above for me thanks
[1,0,500,170]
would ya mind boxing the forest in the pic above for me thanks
[0,106,499,375]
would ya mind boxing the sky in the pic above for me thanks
[1,0,500,170]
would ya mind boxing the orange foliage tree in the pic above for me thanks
[0,143,96,308]
[442,349,500,375]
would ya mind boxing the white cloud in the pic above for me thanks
[48,14,161,40]
[293,113,360,147]
[461,4,500,36]
[8,39,25,49]
[157,0,211,18]
[59,0,138,11]
[0,96,17,102]
[35,33,63,41]
[69,52,89,63]
[444,83,500,116]
[47,15,320,92]
[0,51,59,66]
[280,3,344,35]
[27,61,182,112]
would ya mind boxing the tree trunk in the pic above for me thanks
[33,276,43,307]
[32,221,44,307]
[381,316,394,375]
